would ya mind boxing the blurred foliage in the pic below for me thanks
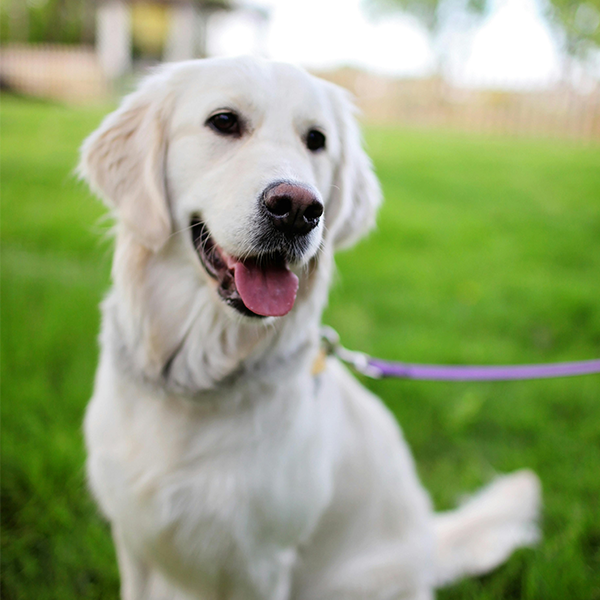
[549,0,600,53]
[0,0,94,45]
[0,0,232,46]
[366,0,486,31]
[365,0,600,54]
[131,3,170,59]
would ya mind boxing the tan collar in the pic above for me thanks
[311,347,328,376]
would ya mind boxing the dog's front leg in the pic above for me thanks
[113,526,153,600]
[113,527,199,600]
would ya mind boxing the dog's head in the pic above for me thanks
[80,57,380,320]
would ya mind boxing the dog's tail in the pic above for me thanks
[433,469,541,587]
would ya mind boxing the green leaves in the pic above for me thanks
[364,0,600,54]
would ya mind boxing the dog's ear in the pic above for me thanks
[325,85,382,250]
[79,76,173,252]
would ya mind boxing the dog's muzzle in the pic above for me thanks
[191,183,322,319]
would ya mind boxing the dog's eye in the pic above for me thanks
[306,129,326,152]
[207,112,241,136]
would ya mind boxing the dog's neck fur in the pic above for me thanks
[102,229,334,399]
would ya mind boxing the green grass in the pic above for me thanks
[2,94,600,599]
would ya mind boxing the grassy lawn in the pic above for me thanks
[2,94,599,599]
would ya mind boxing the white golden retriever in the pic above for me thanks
[80,57,540,600]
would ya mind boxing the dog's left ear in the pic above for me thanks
[325,85,382,250]
[79,75,173,252]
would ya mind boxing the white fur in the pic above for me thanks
[80,57,541,600]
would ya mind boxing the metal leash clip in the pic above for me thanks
[320,326,384,379]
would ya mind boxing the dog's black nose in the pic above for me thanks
[263,183,323,236]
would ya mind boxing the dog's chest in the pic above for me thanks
[88,375,338,581]
[166,401,333,547]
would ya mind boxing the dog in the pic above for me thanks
[80,56,540,600]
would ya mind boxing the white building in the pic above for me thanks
[96,0,269,80]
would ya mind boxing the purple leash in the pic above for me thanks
[321,327,600,381]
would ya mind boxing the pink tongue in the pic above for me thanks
[232,259,299,317]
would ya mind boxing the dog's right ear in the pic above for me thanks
[323,83,382,251]
[79,76,173,252]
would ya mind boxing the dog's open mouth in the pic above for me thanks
[191,218,299,318]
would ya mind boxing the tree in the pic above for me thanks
[365,0,600,56]
[549,0,600,54]
[366,0,486,32]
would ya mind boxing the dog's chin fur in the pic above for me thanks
[81,57,540,600]
[106,224,332,395]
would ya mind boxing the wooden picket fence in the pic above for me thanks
[1,44,598,141]
[0,44,108,104]
[318,68,600,143]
